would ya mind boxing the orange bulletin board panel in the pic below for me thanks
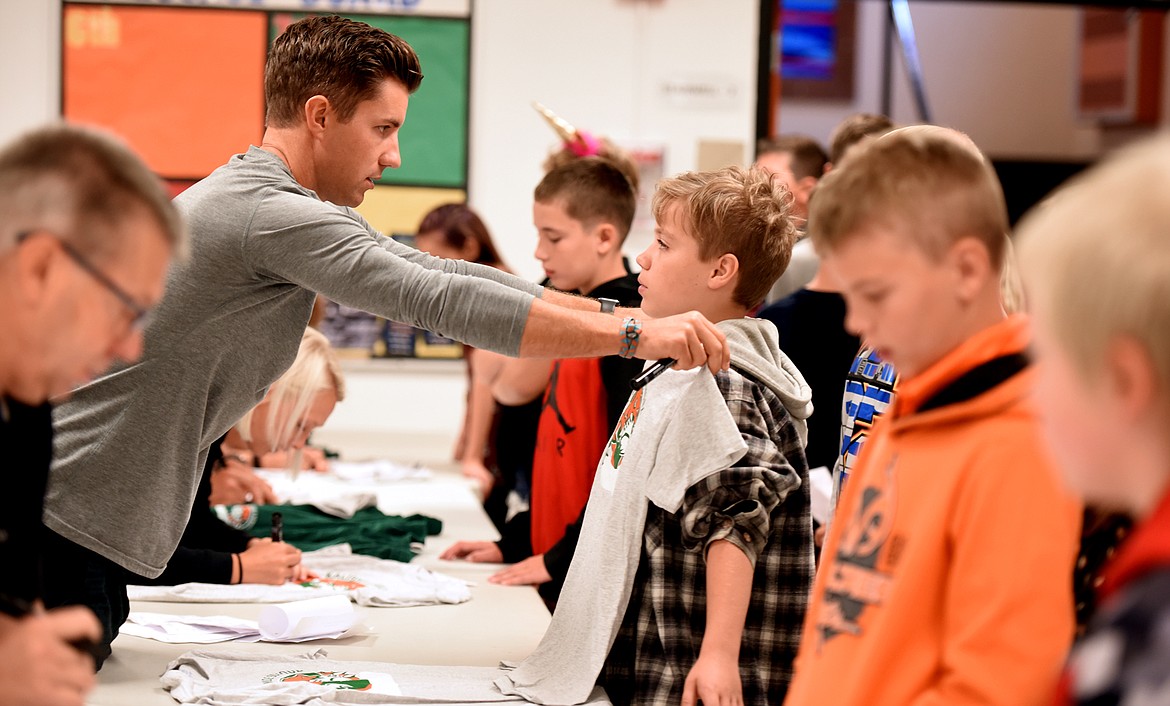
[63,4,267,179]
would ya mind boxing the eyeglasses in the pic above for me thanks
[16,230,152,331]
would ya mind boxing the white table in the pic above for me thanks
[90,438,552,705]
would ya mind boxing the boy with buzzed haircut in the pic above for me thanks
[785,127,1082,706]
[496,165,814,706]
[1017,135,1170,706]
[442,156,643,599]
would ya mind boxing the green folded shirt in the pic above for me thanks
[215,504,442,563]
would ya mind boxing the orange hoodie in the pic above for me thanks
[786,315,1081,706]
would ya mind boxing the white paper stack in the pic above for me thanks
[122,595,358,645]
[120,613,263,644]
[258,594,357,642]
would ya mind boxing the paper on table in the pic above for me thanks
[258,594,356,642]
[808,466,834,525]
[121,612,263,644]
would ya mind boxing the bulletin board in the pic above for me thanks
[62,1,471,233]
[63,4,268,180]
[61,0,473,355]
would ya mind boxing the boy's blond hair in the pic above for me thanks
[1017,133,1170,388]
[652,165,796,309]
[809,126,1008,270]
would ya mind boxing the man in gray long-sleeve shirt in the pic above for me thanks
[40,15,730,664]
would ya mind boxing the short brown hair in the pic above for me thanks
[543,137,641,193]
[0,123,185,260]
[810,126,1008,268]
[265,15,423,128]
[756,135,829,180]
[828,112,895,164]
[652,166,796,309]
[534,157,637,241]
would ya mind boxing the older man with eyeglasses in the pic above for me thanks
[0,124,184,706]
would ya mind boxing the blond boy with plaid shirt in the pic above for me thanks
[496,165,814,706]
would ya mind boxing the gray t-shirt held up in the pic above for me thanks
[45,147,542,578]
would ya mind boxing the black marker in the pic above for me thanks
[0,593,104,662]
[271,512,284,543]
[631,358,675,391]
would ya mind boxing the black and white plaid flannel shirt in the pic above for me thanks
[601,366,814,706]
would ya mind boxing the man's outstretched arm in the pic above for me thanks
[518,298,729,374]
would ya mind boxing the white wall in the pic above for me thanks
[316,359,465,456]
[468,0,760,281]
[0,0,61,143]
[887,1,1101,159]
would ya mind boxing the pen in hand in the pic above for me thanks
[631,358,675,391]
[271,512,284,543]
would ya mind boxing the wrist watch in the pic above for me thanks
[598,297,619,314]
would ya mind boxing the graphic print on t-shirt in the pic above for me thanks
[818,457,901,650]
[299,574,365,591]
[262,669,372,690]
[598,387,645,491]
[215,503,259,530]
[606,387,644,469]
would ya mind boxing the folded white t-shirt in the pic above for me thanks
[253,470,377,518]
[128,545,470,607]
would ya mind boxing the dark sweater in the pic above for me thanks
[757,289,860,471]
[0,397,53,604]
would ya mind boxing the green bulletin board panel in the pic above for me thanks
[275,13,469,189]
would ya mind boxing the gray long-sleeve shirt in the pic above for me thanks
[44,147,542,578]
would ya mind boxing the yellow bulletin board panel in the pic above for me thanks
[355,184,466,237]
[63,4,267,179]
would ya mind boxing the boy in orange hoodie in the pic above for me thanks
[784,126,1082,706]
[1017,135,1170,706]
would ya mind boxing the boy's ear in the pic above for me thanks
[1105,336,1159,423]
[707,253,740,291]
[593,223,620,256]
[949,236,993,303]
[304,95,330,134]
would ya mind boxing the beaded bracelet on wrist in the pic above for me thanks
[619,317,642,359]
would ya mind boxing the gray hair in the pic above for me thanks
[0,122,186,260]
